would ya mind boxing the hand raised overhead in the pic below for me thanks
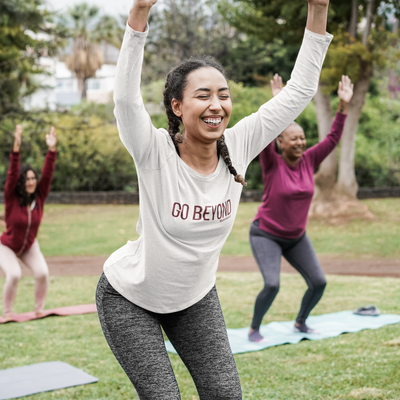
[14,125,22,150]
[337,75,354,104]
[270,74,283,98]
[45,126,57,151]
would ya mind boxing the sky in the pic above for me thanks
[45,0,133,17]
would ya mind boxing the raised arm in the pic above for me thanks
[114,0,169,168]
[225,0,331,167]
[4,125,22,201]
[306,75,353,168]
[38,126,57,200]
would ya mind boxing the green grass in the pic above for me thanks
[1,273,399,399]
[1,198,399,258]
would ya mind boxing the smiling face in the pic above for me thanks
[24,170,37,195]
[171,67,232,145]
[278,123,307,162]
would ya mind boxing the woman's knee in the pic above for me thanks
[263,282,280,294]
[6,270,22,284]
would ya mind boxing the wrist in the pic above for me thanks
[48,146,56,152]
[13,145,20,152]
[338,100,349,114]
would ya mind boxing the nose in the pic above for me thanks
[208,95,222,111]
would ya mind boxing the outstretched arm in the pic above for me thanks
[38,126,57,200]
[5,125,22,201]
[307,75,354,168]
[226,1,332,167]
[115,0,166,167]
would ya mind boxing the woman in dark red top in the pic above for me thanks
[0,124,57,321]
[248,75,353,342]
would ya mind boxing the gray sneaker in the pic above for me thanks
[353,305,381,316]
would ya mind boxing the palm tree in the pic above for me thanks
[62,3,122,100]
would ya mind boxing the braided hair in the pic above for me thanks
[163,56,247,186]
[16,165,38,207]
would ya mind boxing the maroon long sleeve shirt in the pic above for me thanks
[254,112,347,238]
[1,150,57,255]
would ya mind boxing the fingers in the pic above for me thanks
[50,126,56,137]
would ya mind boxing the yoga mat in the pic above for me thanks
[0,304,97,324]
[165,311,400,355]
[0,361,98,400]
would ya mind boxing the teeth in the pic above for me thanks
[203,118,221,126]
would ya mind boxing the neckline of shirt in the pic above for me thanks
[176,153,224,181]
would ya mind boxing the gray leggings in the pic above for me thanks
[96,274,242,400]
[250,220,326,330]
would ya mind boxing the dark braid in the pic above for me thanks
[163,56,246,186]
[217,135,247,186]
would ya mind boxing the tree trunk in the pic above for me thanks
[78,77,87,101]
[348,0,358,38]
[362,0,375,45]
[336,69,372,198]
[312,83,336,198]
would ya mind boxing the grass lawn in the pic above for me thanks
[1,198,399,258]
[1,273,399,399]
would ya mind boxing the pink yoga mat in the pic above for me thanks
[0,304,97,324]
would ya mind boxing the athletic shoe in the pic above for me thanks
[293,323,319,334]
[248,330,265,342]
[353,305,381,316]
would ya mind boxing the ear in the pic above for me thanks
[171,99,182,118]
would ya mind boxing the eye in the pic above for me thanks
[219,94,230,100]
[197,95,209,99]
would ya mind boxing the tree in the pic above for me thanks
[0,0,64,123]
[140,0,293,85]
[220,0,400,220]
[61,3,122,100]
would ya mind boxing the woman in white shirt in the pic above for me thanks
[96,0,331,398]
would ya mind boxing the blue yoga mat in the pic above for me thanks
[165,311,400,355]
[0,361,98,400]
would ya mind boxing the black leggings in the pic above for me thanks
[250,220,326,330]
[96,274,242,400]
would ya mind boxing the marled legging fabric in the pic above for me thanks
[250,220,327,330]
[96,273,242,400]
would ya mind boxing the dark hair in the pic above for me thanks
[163,55,247,186]
[16,165,38,207]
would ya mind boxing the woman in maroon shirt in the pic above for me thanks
[0,124,57,321]
[248,75,353,342]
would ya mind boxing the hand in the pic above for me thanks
[270,74,283,97]
[337,75,354,104]
[13,124,22,152]
[46,126,57,151]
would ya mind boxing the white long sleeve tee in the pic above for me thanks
[104,23,333,313]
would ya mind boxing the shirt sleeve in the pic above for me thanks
[37,150,57,200]
[305,112,347,169]
[259,142,278,172]
[4,151,20,202]
[225,29,333,168]
[113,23,172,170]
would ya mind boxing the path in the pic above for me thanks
[1,256,399,278]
